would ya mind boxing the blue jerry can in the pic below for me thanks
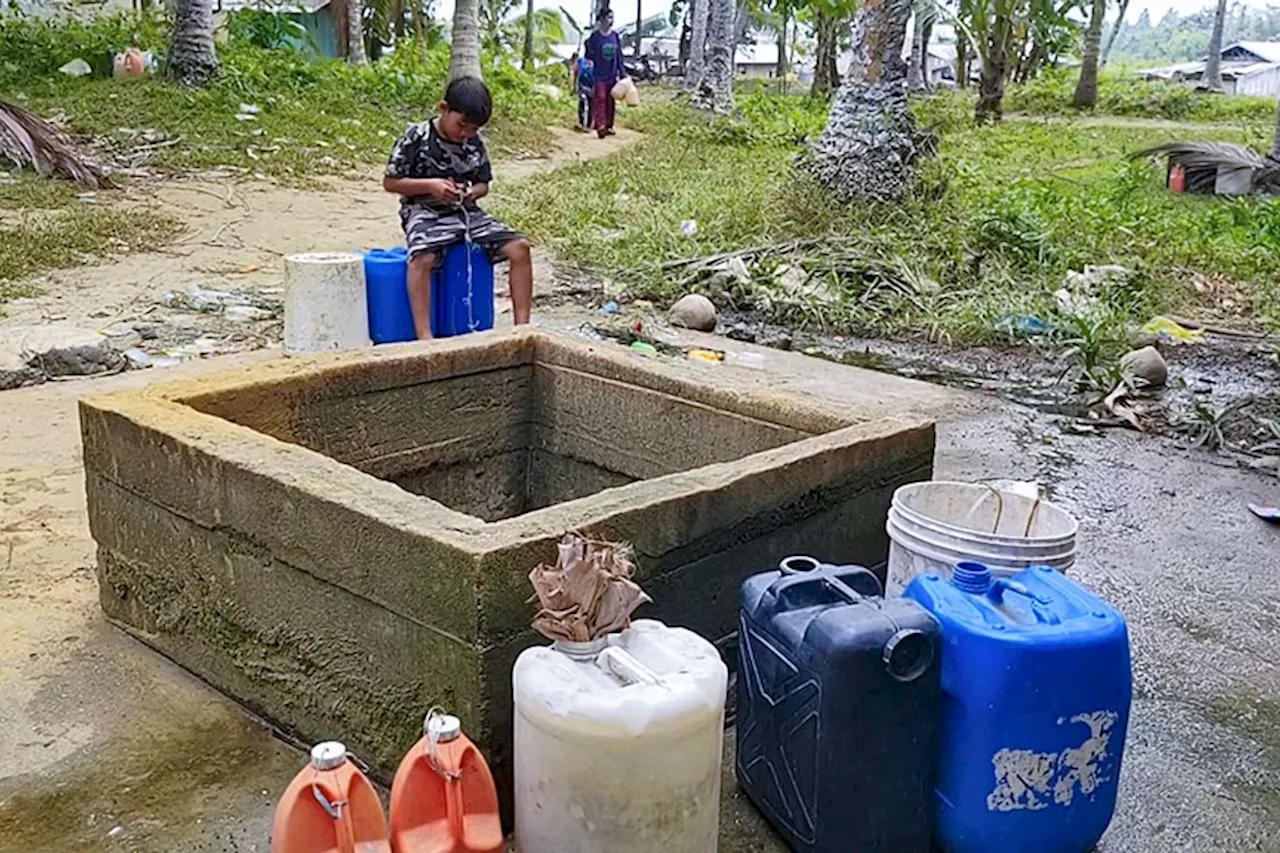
[737,556,942,853]
[431,241,493,339]
[363,247,415,344]
[904,562,1132,853]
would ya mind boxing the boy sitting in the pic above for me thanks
[383,76,533,340]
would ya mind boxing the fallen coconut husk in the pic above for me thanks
[0,97,110,188]
[529,533,651,643]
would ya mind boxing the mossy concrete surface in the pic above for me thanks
[79,328,935,794]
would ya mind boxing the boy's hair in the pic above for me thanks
[444,76,493,126]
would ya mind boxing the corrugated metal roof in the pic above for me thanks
[1230,41,1280,63]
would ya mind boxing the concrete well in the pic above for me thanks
[80,328,934,791]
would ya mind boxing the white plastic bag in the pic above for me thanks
[611,77,639,107]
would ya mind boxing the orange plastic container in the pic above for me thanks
[389,713,504,853]
[272,741,391,853]
[1169,163,1187,193]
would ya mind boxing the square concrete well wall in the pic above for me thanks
[80,328,935,794]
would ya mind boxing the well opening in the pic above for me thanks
[180,349,808,522]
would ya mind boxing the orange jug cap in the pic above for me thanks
[425,713,461,743]
[310,741,348,770]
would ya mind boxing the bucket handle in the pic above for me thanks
[989,579,1061,625]
[598,646,665,688]
[778,555,884,602]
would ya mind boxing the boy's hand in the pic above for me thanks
[425,178,462,203]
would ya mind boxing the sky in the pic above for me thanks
[431,0,1275,40]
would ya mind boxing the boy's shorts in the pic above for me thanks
[400,203,524,262]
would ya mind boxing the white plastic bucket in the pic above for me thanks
[283,251,371,355]
[886,481,1078,593]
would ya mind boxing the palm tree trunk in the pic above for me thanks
[168,0,218,86]
[691,0,734,110]
[811,10,840,97]
[1271,98,1280,161]
[907,5,926,91]
[975,27,1008,123]
[348,0,369,65]
[1100,0,1128,68]
[685,0,710,89]
[1072,0,1105,108]
[775,12,789,92]
[449,0,483,80]
[635,0,643,56]
[393,0,405,40]
[523,0,535,69]
[1205,0,1227,91]
[808,0,925,201]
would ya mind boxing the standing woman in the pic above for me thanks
[584,8,626,138]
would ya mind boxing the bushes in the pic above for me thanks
[0,10,167,87]
[1005,69,1277,123]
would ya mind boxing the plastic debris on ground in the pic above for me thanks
[685,347,724,363]
[1248,504,1280,522]
[528,533,651,643]
[680,220,698,237]
[1143,315,1206,345]
[629,341,657,355]
[601,300,619,315]
[995,314,1051,337]
[58,58,92,77]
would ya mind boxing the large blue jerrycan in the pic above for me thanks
[904,563,1132,853]
[431,241,494,338]
[737,556,942,853]
[364,247,415,344]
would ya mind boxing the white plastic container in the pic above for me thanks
[886,480,1078,593]
[282,251,371,355]
[513,619,727,853]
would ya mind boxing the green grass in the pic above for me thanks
[496,90,1280,346]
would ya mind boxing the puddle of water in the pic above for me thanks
[0,710,298,852]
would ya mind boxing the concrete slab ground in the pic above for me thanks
[2,329,1279,852]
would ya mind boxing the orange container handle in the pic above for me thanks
[311,772,361,853]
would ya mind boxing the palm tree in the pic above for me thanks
[523,0,535,68]
[684,0,710,89]
[907,0,934,91]
[807,0,926,201]
[960,0,1018,122]
[1204,0,1228,91]
[348,0,369,65]
[1100,0,1128,67]
[1272,98,1280,161]
[691,0,735,110]
[169,0,218,86]
[811,9,841,97]
[450,0,484,80]
[1072,0,1105,108]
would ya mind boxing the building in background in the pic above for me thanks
[1140,41,1280,97]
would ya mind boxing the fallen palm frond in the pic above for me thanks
[0,97,110,188]
[1130,141,1280,194]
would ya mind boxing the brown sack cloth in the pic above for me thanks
[529,533,651,643]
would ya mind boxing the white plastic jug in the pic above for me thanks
[513,619,727,853]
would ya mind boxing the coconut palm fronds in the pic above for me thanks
[1130,140,1280,194]
[0,97,109,188]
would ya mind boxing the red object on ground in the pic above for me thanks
[389,713,504,853]
[1169,163,1186,193]
[272,742,391,853]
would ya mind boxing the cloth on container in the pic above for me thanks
[529,533,651,642]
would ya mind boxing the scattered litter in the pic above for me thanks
[685,347,724,363]
[1248,504,1280,522]
[122,348,152,368]
[995,314,1051,337]
[107,826,123,838]
[726,351,765,369]
[629,341,657,355]
[238,103,261,115]
[1054,287,1100,319]
[601,300,619,316]
[680,219,698,237]
[77,191,98,204]
[1142,315,1206,345]
[151,355,183,368]
[58,58,92,77]
[223,305,273,323]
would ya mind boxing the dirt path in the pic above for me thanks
[1005,112,1256,133]
[0,126,641,349]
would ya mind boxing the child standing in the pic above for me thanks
[571,51,594,132]
[382,77,533,340]
[584,8,626,138]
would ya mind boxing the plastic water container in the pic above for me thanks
[512,619,727,853]
[271,741,390,853]
[737,556,942,853]
[886,481,1078,593]
[904,563,1132,853]
[431,242,494,339]
[364,247,415,344]
[282,252,371,355]
[388,711,503,853]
